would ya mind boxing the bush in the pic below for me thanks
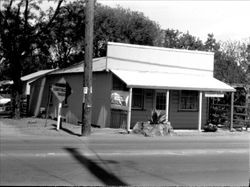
[203,123,218,132]
[149,109,166,125]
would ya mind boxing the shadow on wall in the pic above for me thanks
[64,147,128,186]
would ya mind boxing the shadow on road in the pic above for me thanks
[64,147,128,186]
[60,126,81,136]
[50,124,81,136]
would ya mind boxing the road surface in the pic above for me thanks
[0,122,249,186]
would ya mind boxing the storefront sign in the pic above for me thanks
[205,92,224,98]
[111,90,129,110]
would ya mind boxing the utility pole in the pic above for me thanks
[82,0,94,136]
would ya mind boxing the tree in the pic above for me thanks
[214,40,249,84]
[47,3,162,66]
[246,44,250,83]
[161,29,180,48]
[0,0,63,118]
[214,51,246,84]
[204,33,220,52]
[178,32,204,50]
[220,39,249,72]
[93,4,162,57]
[161,29,204,51]
[49,1,85,68]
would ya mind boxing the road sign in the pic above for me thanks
[51,78,67,102]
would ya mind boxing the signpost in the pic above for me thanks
[50,78,71,130]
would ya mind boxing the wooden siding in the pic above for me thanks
[169,90,207,129]
[37,72,112,127]
[130,90,208,129]
[92,72,112,128]
[40,74,83,125]
[131,89,154,128]
[29,72,208,129]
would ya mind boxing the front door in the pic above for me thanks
[155,91,166,112]
[154,90,170,122]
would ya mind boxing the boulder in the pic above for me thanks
[133,121,174,137]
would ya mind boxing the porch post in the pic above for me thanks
[166,90,170,122]
[230,92,234,131]
[127,87,133,133]
[198,91,203,131]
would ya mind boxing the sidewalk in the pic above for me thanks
[0,117,249,139]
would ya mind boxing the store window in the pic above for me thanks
[156,92,166,110]
[132,88,144,109]
[179,90,198,111]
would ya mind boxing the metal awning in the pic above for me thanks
[111,69,235,92]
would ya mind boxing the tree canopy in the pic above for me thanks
[48,2,162,67]
[0,0,64,117]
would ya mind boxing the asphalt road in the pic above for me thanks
[0,125,249,186]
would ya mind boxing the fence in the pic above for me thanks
[209,85,250,130]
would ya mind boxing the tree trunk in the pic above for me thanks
[11,77,22,119]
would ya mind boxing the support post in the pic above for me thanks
[82,0,94,136]
[198,91,203,131]
[230,92,234,131]
[127,87,133,133]
[57,102,62,131]
[165,90,170,122]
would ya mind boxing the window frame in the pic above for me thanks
[132,88,144,110]
[179,90,198,112]
[155,91,166,110]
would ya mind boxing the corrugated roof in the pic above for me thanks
[50,57,107,75]
[21,69,55,81]
[111,69,235,92]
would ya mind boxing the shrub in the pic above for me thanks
[149,109,166,125]
[203,123,218,132]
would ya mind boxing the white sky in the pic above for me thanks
[98,0,250,42]
[4,0,248,43]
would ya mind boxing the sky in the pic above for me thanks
[2,0,249,43]
[98,0,250,42]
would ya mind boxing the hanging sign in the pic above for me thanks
[205,92,224,98]
[111,90,129,110]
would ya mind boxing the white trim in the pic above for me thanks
[166,90,170,122]
[230,92,234,130]
[57,102,62,131]
[127,88,133,132]
[198,91,203,131]
[108,42,214,55]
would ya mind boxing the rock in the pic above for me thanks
[132,121,143,134]
[132,121,174,137]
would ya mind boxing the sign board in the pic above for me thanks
[205,92,224,98]
[111,90,129,110]
[51,78,71,102]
